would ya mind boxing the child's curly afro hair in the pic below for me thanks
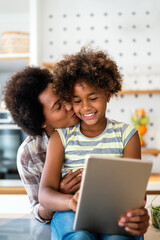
[53,46,123,102]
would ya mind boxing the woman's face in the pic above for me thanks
[38,83,79,136]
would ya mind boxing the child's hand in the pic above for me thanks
[68,191,80,212]
[60,169,83,194]
[118,201,149,235]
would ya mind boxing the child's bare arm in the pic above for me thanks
[123,131,141,159]
[38,169,82,220]
[38,131,74,211]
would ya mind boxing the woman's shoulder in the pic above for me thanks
[18,133,48,157]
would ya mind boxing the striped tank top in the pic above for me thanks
[56,118,137,177]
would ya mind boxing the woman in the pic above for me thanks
[4,66,81,223]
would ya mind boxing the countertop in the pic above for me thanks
[0,179,23,187]
[0,177,160,191]
[0,213,159,240]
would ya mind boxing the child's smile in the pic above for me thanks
[82,112,97,120]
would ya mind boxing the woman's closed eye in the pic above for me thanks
[55,103,62,111]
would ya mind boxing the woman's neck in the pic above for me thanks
[44,127,55,137]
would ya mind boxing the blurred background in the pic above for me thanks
[0,0,160,213]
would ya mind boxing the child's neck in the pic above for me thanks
[80,118,107,138]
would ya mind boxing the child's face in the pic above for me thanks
[72,80,110,127]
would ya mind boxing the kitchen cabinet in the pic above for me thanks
[0,54,29,106]
[0,1,30,184]
[0,0,30,106]
[0,54,29,72]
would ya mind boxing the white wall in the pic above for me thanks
[30,0,160,173]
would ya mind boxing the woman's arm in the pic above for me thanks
[39,130,73,212]
[17,142,53,223]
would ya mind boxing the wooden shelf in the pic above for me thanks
[0,54,30,71]
[149,173,160,182]
[141,148,160,156]
[0,187,26,194]
[118,89,160,95]
[147,173,160,194]
[43,62,56,70]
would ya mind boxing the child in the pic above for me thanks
[39,47,149,240]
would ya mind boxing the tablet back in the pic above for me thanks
[73,155,152,235]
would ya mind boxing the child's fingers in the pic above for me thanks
[69,182,81,194]
[60,169,83,194]
[126,207,148,218]
[63,174,82,193]
[118,207,149,235]
[62,168,83,184]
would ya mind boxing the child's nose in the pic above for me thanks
[82,101,91,110]
[64,102,73,111]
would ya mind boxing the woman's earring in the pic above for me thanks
[42,123,47,128]
[107,93,111,103]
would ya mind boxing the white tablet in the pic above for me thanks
[73,155,152,235]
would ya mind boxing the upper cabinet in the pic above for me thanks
[0,0,30,68]
[0,0,29,107]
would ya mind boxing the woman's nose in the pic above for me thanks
[64,102,73,111]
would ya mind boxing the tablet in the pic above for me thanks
[73,155,152,235]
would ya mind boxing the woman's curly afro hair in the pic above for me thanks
[53,46,123,102]
[4,66,54,136]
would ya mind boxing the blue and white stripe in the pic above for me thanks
[57,118,137,176]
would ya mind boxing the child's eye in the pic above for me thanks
[90,97,97,101]
[73,100,81,104]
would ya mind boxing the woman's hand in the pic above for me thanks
[60,169,83,194]
[118,200,150,235]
